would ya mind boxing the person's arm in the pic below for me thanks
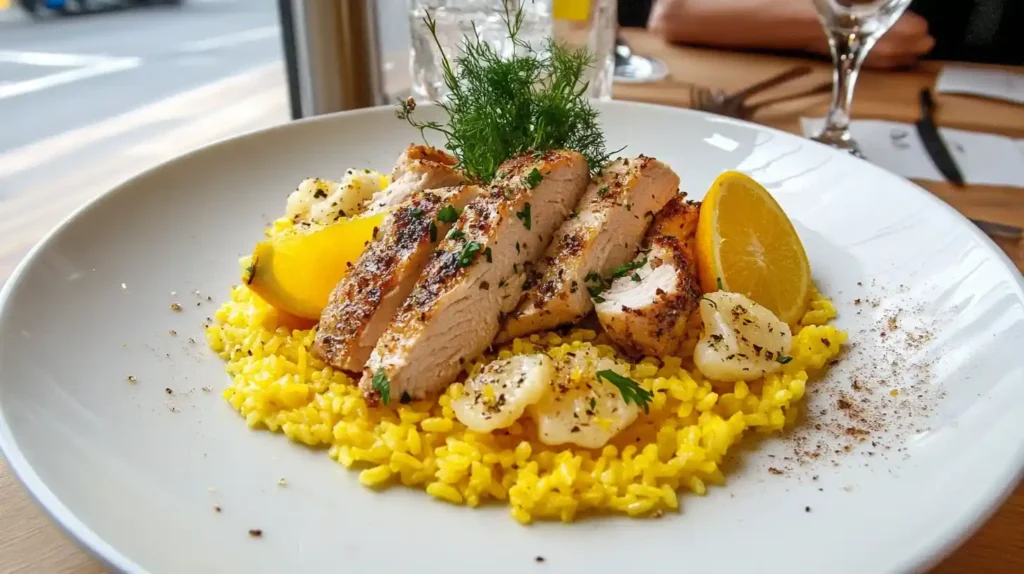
[649,0,823,54]
[647,0,936,69]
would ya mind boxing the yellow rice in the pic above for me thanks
[206,220,846,523]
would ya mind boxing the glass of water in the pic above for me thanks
[810,0,914,156]
[409,0,552,101]
[408,0,616,101]
[551,0,617,100]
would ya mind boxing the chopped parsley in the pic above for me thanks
[437,204,461,223]
[372,369,391,405]
[484,247,492,263]
[631,272,641,282]
[597,370,652,414]
[515,202,532,230]
[584,271,609,301]
[611,257,647,278]
[525,168,543,189]
[457,241,483,267]
[429,220,438,242]
[597,186,609,197]
[716,277,724,290]
[447,228,466,240]
[777,355,793,365]
[409,207,425,218]
[589,397,597,410]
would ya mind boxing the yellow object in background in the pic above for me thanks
[0,0,10,10]
[242,210,388,320]
[553,0,590,21]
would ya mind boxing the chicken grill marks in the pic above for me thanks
[595,195,703,358]
[360,150,590,402]
[314,185,481,371]
[364,144,465,215]
[497,155,680,342]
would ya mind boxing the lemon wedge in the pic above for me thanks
[695,171,811,324]
[243,211,388,320]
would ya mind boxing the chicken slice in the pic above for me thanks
[595,196,702,358]
[314,185,482,371]
[595,237,701,358]
[360,150,590,402]
[364,145,464,214]
[497,156,680,342]
[645,193,701,267]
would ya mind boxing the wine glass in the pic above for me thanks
[811,0,914,156]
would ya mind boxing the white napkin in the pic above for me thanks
[800,118,1024,188]
[935,65,1024,105]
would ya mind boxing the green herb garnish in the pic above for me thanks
[372,369,391,405]
[429,220,438,242]
[611,257,647,278]
[395,2,615,182]
[516,202,532,230]
[437,204,461,223]
[631,272,641,282]
[716,277,724,290]
[458,241,483,267]
[777,355,793,365]
[410,207,424,218]
[525,168,543,188]
[448,228,466,240]
[597,186,609,197]
[597,370,652,414]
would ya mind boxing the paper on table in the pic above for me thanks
[935,65,1024,105]
[800,118,1024,188]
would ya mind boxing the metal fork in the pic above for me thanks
[690,66,814,118]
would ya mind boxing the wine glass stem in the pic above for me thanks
[823,29,872,134]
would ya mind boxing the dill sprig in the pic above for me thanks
[396,1,614,182]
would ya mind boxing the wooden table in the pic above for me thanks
[1,29,1023,573]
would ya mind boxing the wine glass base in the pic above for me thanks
[812,126,864,158]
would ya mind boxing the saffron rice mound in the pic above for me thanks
[206,222,846,524]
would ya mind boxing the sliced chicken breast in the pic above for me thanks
[595,196,702,358]
[314,185,482,371]
[497,156,680,342]
[360,150,590,402]
[364,145,465,214]
[645,193,700,266]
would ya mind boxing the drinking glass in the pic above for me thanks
[810,0,914,156]
[408,0,616,101]
[551,0,617,99]
[408,0,552,101]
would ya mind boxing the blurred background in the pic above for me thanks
[0,0,426,280]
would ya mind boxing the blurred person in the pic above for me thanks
[619,0,1022,68]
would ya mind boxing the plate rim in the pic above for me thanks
[0,100,1022,573]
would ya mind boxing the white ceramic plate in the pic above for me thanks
[1,102,1023,573]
